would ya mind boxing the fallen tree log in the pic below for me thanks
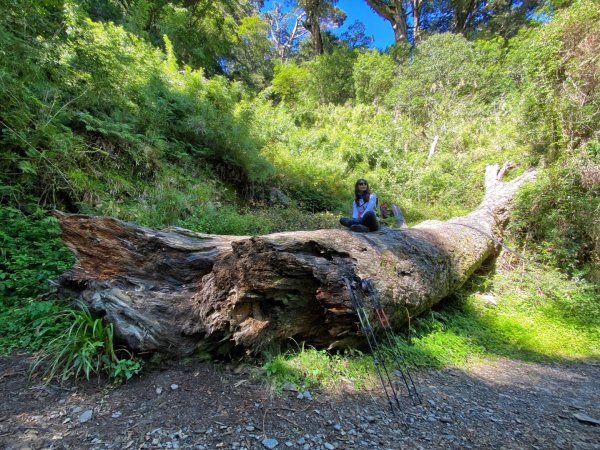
[53,164,535,356]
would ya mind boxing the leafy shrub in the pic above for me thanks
[228,15,275,90]
[0,207,74,354]
[110,357,144,382]
[386,33,486,126]
[305,48,358,105]
[0,4,273,212]
[507,0,600,157]
[0,207,73,303]
[353,50,396,105]
[0,300,66,353]
[181,205,337,235]
[271,63,311,104]
[511,154,600,277]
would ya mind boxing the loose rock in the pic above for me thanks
[79,410,93,423]
[262,438,279,449]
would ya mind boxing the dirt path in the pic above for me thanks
[0,354,598,449]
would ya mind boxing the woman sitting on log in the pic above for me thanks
[339,178,380,232]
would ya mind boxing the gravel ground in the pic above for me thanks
[0,354,599,449]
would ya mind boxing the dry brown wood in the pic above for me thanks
[53,164,536,356]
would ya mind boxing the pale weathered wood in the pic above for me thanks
[53,165,536,356]
[427,135,439,161]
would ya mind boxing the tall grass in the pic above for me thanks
[31,302,143,383]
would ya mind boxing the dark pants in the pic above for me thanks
[339,211,380,231]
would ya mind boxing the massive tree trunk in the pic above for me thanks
[53,165,535,357]
[305,10,324,55]
[301,0,325,56]
[365,0,409,45]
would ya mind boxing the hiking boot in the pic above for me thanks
[350,224,370,233]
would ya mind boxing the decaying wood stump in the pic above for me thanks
[53,164,536,356]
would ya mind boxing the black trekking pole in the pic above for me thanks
[362,279,422,406]
[344,278,402,415]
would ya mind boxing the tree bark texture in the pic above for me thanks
[365,0,408,44]
[53,165,535,357]
[301,0,324,55]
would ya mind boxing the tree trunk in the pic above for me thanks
[301,0,324,56]
[456,0,478,32]
[412,0,420,43]
[53,165,535,357]
[365,0,408,45]
[306,11,323,55]
[391,12,408,44]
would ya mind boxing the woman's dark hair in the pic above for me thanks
[354,179,370,205]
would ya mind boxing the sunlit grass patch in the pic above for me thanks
[395,322,486,368]
[401,200,470,225]
[402,263,599,365]
[181,206,339,235]
[475,264,600,359]
[263,347,374,391]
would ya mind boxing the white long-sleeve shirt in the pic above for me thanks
[352,193,378,219]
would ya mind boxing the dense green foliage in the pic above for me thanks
[0,0,272,226]
[0,208,73,300]
[0,208,74,352]
[0,0,598,382]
